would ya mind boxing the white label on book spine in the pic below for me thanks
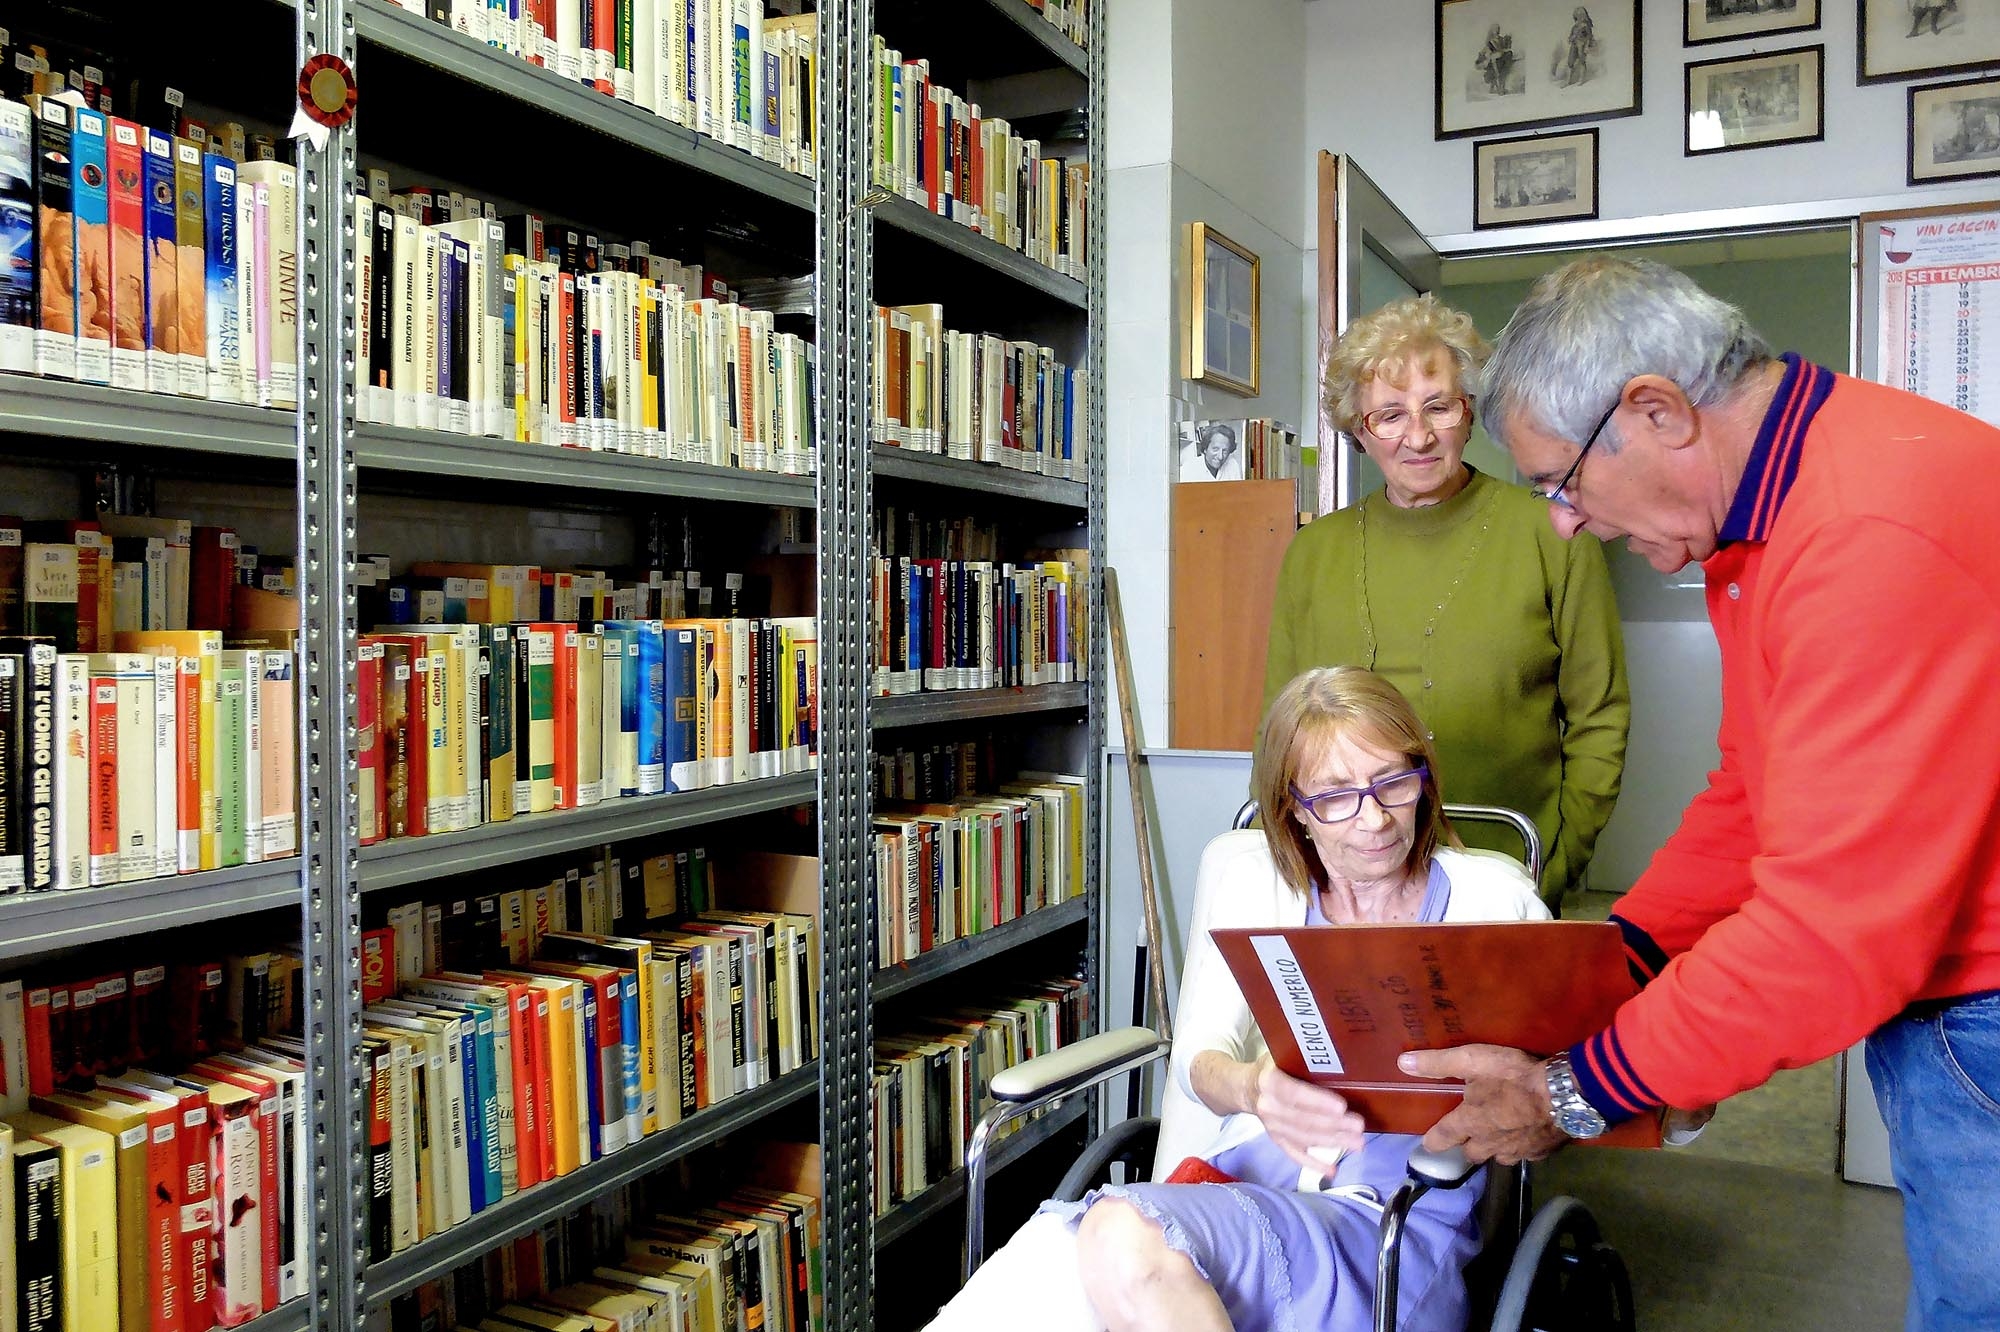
[1249,935,1345,1077]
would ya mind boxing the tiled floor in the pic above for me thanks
[1543,891,1910,1329]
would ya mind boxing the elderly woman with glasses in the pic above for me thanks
[927,667,1551,1332]
[1264,294,1629,909]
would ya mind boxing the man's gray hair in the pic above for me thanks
[1478,256,1772,450]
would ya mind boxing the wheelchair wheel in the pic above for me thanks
[1054,1116,1159,1202]
[1487,1195,1634,1332]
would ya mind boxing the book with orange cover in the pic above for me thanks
[1210,920,1661,1148]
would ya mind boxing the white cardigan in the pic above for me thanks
[1150,830,1551,1180]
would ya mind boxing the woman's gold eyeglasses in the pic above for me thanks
[1358,396,1471,442]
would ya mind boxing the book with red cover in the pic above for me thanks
[1210,920,1661,1148]
[102,1071,219,1332]
[356,641,384,845]
[375,635,430,836]
[188,1063,283,1312]
[190,527,239,632]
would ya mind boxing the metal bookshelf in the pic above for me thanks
[242,1301,314,1332]
[872,443,1089,509]
[355,425,818,507]
[0,378,296,463]
[0,0,1103,1328]
[873,681,1091,730]
[872,196,1088,309]
[358,772,818,891]
[0,861,303,965]
[346,0,813,215]
[872,896,1089,1002]
[872,1097,1090,1249]
[364,1064,821,1306]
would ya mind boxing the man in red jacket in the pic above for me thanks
[1400,256,2000,1332]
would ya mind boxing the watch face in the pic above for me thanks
[1558,1104,1607,1140]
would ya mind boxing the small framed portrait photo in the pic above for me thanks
[1909,76,2000,185]
[1473,128,1600,230]
[1685,45,1825,155]
[1186,223,1261,397]
[1684,0,1819,48]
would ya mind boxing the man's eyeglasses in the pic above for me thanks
[1530,399,1620,509]
[1358,396,1471,442]
[1289,766,1429,824]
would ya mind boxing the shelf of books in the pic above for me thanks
[872,443,1088,509]
[241,1303,313,1332]
[361,772,819,892]
[356,424,819,507]
[1,0,1100,1323]
[0,378,298,464]
[859,4,1103,1320]
[0,860,302,964]
[342,0,815,215]
[366,1061,821,1306]
[873,196,1086,310]
[872,1095,1088,1251]
[873,895,1087,1002]
[874,681,1089,730]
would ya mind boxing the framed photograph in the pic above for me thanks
[1186,223,1260,397]
[1685,45,1824,154]
[1436,0,1642,140]
[1861,0,2000,85]
[1909,76,2000,184]
[1474,128,1601,229]
[1177,420,1249,483]
[1685,0,1819,47]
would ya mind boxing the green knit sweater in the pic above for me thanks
[1263,467,1630,902]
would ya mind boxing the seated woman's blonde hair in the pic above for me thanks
[1324,294,1490,438]
[1252,666,1456,891]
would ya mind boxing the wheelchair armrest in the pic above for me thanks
[964,1027,1170,1281]
[1406,1143,1478,1189]
[987,1026,1170,1105]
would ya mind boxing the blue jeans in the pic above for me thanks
[1865,990,2000,1332]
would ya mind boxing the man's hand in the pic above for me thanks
[1399,1044,1569,1165]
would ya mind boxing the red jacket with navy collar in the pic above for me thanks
[1571,354,2000,1119]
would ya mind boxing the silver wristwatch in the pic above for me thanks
[1544,1055,1609,1140]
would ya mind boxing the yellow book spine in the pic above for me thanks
[27,1119,120,1332]
[543,982,582,1176]
[634,950,659,1136]
[423,644,450,832]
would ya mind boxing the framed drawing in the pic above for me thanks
[1684,0,1819,47]
[1909,76,2000,184]
[1474,128,1600,229]
[1861,0,2000,85]
[1685,45,1824,154]
[1187,223,1260,397]
[1436,0,1642,140]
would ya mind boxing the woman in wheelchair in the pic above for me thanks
[929,666,1551,1332]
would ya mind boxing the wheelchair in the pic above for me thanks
[962,801,1635,1332]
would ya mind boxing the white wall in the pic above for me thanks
[1305,0,2000,249]
[1105,0,1307,745]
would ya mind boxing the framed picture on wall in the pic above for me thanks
[1473,128,1601,229]
[1909,75,2000,184]
[1860,0,2000,85]
[1186,223,1261,397]
[1685,45,1825,154]
[1684,0,1819,47]
[1436,0,1642,140]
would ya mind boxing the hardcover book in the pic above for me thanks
[1210,920,1661,1147]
